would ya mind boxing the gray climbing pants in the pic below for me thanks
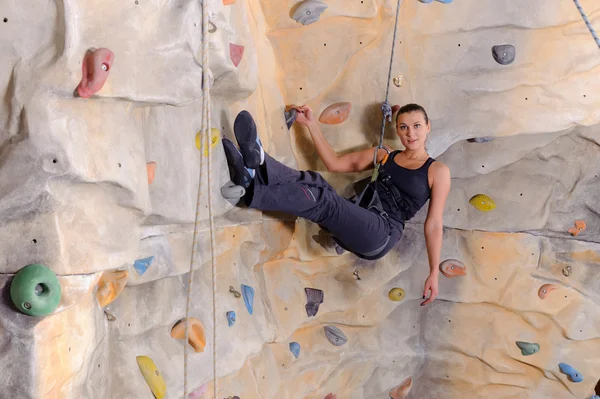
[246,153,403,260]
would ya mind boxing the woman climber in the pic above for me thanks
[221,104,451,305]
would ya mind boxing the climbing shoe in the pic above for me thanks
[233,110,265,169]
[222,138,254,189]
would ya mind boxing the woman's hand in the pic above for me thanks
[291,105,315,126]
[421,272,439,306]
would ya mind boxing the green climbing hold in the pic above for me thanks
[516,341,540,356]
[10,264,61,316]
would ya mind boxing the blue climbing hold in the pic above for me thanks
[133,256,154,276]
[289,342,301,358]
[558,363,583,382]
[226,311,236,327]
[588,396,600,399]
[241,284,254,315]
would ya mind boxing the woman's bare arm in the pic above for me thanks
[421,161,451,306]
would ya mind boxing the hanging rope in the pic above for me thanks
[371,0,402,182]
[183,0,218,397]
[573,0,600,49]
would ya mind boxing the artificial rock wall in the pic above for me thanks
[1,0,600,398]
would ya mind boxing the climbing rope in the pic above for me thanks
[371,0,402,182]
[183,0,218,397]
[573,0,600,49]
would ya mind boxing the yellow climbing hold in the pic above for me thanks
[136,356,166,399]
[469,194,496,212]
[195,128,221,156]
[388,287,405,302]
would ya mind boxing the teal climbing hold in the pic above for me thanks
[10,264,62,316]
[559,362,583,382]
[515,341,540,356]
[133,256,154,276]
[289,342,301,358]
[241,284,254,315]
[226,311,236,327]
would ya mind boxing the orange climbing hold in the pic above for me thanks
[439,259,467,278]
[538,283,558,299]
[96,270,128,308]
[146,162,157,184]
[230,43,244,67]
[223,0,236,4]
[319,102,352,124]
[171,317,206,353]
[77,48,115,98]
[568,220,586,236]
[389,376,412,399]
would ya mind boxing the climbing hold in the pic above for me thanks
[588,396,600,399]
[96,269,128,308]
[568,220,587,236]
[241,284,254,315]
[305,287,324,317]
[289,342,301,358]
[562,266,572,277]
[10,264,62,317]
[389,376,412,399]
[229,43,244,68]
[223,0,236,4]
[324,325,347,346]
[515,341,540,356]
[353,269,361,280]
[133,256,154,276]
[196,128,221,155]
[136,356,167,399]
[208,20,217,33]
[439,259,467,278]
[559,362,583,382]
[538,283,558,299]
[147,162,157,185]
[229,285,241,298]
[104,310,116,322]
[418,0,453,3]
[469,194,496,212]
[388,287,406,302]
[171,317,206,353]
[76,48,115,98]
[319,102,352,125]
[467,137,494,143]
[492,44,516,65]
[284,108,297,130]
[226,311,236,327]
[324,394,336,399]
[188,384,208,398]
[393,75,404,87]
[291,0,328,25]
[221,181,245,205]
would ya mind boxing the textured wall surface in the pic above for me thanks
[1,0,600,398]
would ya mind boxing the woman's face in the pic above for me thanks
[396,111,430,151]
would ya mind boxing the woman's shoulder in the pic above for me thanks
[429,160,451,181]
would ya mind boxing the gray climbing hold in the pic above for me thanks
[221,181,245,205]
[324,325,347,346]
[305,287,324,317]
[291,0,328,26]
[492,45,515,65]
[516,341,540,356]
[467,137,494,143]
[285,109,297,130]
[289,342,301,358]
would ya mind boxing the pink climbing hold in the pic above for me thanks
[538,283,558,299]
[223,0,236,4]
[230,43,244,68]
[77,48,115,98]
[389,376,412,399]
[147,162,157,185]
[188,384,207,398]
[324,394,337,399]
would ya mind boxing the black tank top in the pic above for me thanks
[373,150,435,223]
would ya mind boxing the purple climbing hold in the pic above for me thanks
[284,109,297,130]
[305,287,324,317]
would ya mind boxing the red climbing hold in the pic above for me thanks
[77,48,115,98]
[230,43,244,68]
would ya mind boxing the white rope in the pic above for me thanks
[184,0,217,397]
[573,0,600,49]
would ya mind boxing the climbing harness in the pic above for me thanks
[183,0,218,397]
[573,0,600,49]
